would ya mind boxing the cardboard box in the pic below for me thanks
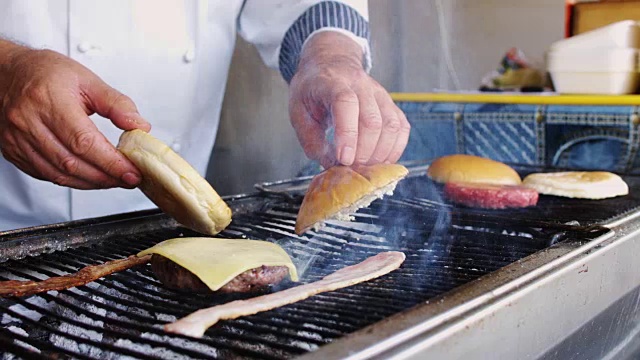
[571,0,640,35]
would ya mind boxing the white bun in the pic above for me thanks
[522,171,629,199]
[295,164,409,235]
[117,129,232,235]
[427,154,521,186]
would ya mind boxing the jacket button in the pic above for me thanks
[183,48,195,63]
[77,42,99,54]
[171,142,182,153]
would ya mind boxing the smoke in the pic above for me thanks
[277,167,456,290]
[276,236,324,281]
[370,172,456,293]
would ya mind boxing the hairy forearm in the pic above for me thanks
[297,31,365,75]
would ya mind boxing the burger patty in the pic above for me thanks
[444,182,539,209]
[150,254,290,293]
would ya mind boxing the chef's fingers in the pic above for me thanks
[352,90,382,165]
[24,121,123,188]
[0,130,28,171]
[8,131,97,189]
[83,80,151,132]
[318,153,339,170]
[366,92,403,164]
[289,101,330,163]
[46,102,143,187]
[385,107,411,164]
[328,87,359,166]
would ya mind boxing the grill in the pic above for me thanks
[1,162,638,359]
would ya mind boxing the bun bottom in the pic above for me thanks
[522,171,629,200]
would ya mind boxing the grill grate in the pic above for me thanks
[0,172,619,359]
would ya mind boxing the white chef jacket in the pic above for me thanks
[0,0,371,231]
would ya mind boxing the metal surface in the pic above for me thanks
[0,164,639,359]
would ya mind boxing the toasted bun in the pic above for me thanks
[117,129,232,235]
[295,166,374,235]
[427,154,521,186]
[522,171,629,199]
[295,164,409,235]
[352,163,410,189]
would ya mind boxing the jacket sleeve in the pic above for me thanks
[238,0,371,83]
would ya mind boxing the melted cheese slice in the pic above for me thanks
[138,237,299,291]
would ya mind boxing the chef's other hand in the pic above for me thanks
[0,41,151,190]
[289,32,411,169]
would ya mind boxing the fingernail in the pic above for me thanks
[125,113,149,127]
[122,172,141,186]
[339,146,355,165]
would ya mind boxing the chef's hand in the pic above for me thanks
[0,41,150,190]
[289,32,411,169]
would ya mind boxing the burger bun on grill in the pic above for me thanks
[427,154,521,186]
[295,163,409,235]
[117,129,232,235]
[352,163,410,189]
[522,171,629,199]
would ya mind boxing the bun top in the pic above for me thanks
[295,163,409,235]
[352,163,410,189]
[427,154,521,186]
[295,166,374,235]
[117,129,232,235]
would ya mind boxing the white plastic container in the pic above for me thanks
[547,48,640,94]
[550,20,640,51]
[546,20,640,94]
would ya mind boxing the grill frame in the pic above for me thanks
[1,162,638,359]
[298,219,621,360]
[297,212,640,360]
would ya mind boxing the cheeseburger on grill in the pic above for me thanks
[139,237,299,293]
[427,154,539,209]
[295,163,409,235]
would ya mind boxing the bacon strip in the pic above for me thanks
[164,251,406,338]
[0,255,151,297]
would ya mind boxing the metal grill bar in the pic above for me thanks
[1,263,305,359]
[25,266,312,356]
[0,326,84,360]
[1,235,329,356]
[0,302,163,359]
[3,297,219,360]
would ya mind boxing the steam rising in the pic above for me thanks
[282,169,456,289]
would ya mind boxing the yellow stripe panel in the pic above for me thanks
[390,92,640,106]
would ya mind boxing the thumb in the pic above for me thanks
[83,80,152,132]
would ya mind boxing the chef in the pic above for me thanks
[0,0,410,231]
